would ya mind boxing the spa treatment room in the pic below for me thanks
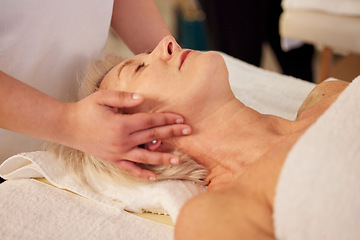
[1,0,359,239]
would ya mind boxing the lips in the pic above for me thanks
[179,50,192,70]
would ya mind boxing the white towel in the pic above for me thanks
[274,76,360,239]
[0,151,206,223]
[282,0,360,16]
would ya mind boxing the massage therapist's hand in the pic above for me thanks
[63,90,191,180]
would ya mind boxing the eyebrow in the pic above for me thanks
[118,59,134,77]
[117,51,151,78]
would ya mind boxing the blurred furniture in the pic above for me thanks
[280,5,360,82]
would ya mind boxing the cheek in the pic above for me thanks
[101,73,125,91]
[133,70,176,95]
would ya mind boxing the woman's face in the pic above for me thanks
[100,36,232,118]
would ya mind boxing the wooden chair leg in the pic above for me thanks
[317,46,333,83]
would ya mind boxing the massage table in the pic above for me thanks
[280,0,360,83]
[0,53,318,239]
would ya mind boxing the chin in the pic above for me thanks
[203,50,224,60]
[200,51,228,80]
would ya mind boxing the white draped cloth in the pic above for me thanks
[275,76,360,240]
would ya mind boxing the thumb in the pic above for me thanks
[95,90,144,108]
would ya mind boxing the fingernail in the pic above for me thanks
[132,93,142,100]
[182,128,191,135]
[170,158,179,164]
[175,118,184,124]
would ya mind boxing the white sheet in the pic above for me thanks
[225,53,315,120]
[0,53,316,239]
[282,0,360,16]
[274,76,360,239]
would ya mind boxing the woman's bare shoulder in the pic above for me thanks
[297,80,349,119]
[175,186,275,240]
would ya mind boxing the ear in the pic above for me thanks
[144,140,162,151]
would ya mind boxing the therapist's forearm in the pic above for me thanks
[111,0,171,54]
[0,71,69,144]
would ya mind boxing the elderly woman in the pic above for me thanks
[50,35,358,239]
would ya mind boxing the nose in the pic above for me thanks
[152,35,181,61]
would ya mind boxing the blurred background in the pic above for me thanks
[105,0,360,83]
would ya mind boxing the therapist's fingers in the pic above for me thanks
[123,148,181,166]
[114,159,157,180]
[129,122,191,147]
[95,90,144,108]
[125,112,187,132]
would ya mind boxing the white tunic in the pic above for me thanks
[0,0,114,162]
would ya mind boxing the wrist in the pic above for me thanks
[50,101,78,147]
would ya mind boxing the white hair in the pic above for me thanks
[46,55,207,189]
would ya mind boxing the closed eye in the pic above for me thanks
[135,62,145,73]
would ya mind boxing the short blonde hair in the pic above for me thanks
[47,55,207,189]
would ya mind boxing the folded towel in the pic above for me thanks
[274,76,360,239]
[282,0,360,16]
[0,178,175,240]
[0,151,206,223]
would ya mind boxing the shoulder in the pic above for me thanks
[174,190,238,240]
[297,80,349,119]
[174,187,275,240]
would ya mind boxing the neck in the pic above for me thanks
[169,98,308,190]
